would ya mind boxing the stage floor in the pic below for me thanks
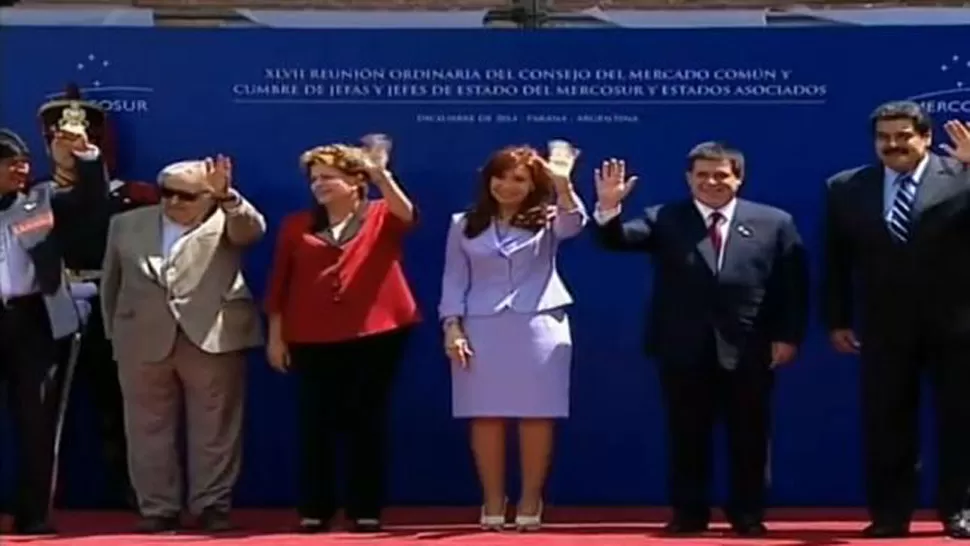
[0,508,957,544]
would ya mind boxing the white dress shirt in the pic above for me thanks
[593,198,738,270]
[161,215,190,259]
[160,190,245,259]
[693,198,736,270]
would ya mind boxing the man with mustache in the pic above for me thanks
[36,85,160,510]
[823,101,970,539]
[0,126,107,535]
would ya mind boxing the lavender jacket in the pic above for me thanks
[438,198,588,320]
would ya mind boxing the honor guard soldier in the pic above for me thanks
[0,125,107,535]
[37,85,159,510]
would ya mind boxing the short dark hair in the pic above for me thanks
[870,101,932,136]
[0,128,29,161]
[686,141,744,179]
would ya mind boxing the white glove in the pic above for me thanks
[69,281,98,299]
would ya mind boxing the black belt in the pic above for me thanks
[1,292,43,310]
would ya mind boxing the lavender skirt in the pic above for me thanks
[451,308,572,418]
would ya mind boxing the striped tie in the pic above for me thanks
[887,174,917,243]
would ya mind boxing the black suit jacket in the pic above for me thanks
[595,198,809,369]
[51,178,157,271]
[22,155,109,293]
[823,153,970,340]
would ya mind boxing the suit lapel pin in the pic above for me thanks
[23,202,37,211]
[737,224,752,237]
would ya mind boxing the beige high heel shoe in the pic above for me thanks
[515,500,544,532]
[479,498,507,531]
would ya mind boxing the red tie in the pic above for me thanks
[708,211,724,258]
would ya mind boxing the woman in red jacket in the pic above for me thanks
[264,136,419,533]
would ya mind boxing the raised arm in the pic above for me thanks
[591,158,656,252]
[201,156,266,246]
[220,189,267,247]
[552,189,588,239]
[371,169,416,226]
[550,172,588,239]
[359,136,415,225]
[592,205,657,252]
[50,134,109,223]
[534,144,588,239]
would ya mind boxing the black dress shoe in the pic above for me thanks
[348,518,383,533]
[730,519,767,537]
[198,508,234,533]
[945,515,970,539]
[296,517,331,534]
[862,521,909,538]
[13,520,56,535]
[135,515,180,534]
[662,517,709,534]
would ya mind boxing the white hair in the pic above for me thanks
[156,159,207,187]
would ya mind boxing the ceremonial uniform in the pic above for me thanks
[0,127,107,534]
[37,88,159,509]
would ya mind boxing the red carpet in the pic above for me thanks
[0,508,956,544]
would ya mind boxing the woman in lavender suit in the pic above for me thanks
[438,142,587,532]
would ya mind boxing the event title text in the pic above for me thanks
[232,66,827,101]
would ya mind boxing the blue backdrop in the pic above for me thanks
[1,26,969,509]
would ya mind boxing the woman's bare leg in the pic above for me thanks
[471,417,507,515]
[517,418,554,515]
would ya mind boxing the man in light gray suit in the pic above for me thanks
[100,155,265,534]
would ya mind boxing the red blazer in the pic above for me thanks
[264,199,421,344]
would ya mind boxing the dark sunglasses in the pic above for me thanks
[160,187,205,201]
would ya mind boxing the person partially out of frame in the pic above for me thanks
[0,126,106,536]
[438,141,587,532]
[264,135,419,534]
[823,103,970,539]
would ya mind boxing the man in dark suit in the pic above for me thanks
[0,126,107,535]
[823,101,970,539]
[592,142,809,537]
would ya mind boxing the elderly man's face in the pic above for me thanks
[160,170,213,226]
